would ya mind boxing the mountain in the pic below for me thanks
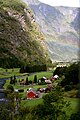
[0,0,49,68]
[23,0,79,62]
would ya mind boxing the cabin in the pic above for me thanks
[27,88,39,99]
[45,79,52,84]
[50,75,59,81]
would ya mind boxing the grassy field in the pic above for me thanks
[3,70,53,88]
[0,68,24,78]
[64,97,79,114]
[26,71,53,81]
[21,98,43,108]
[0,67,53,79]
[20,96,79,118]
[20,96,78,111]
[19,96,79,120]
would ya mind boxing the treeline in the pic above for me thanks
[53,62,79,89]
[20,64,47,73]
[0,57,23,68]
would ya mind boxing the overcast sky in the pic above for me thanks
[39,0,80,7]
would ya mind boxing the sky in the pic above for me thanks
[39,0,80,7]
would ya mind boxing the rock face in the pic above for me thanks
[23,0,79,62]
[0,0,49,68]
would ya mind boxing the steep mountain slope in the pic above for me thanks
[23,0,79,62]
[0,0,49,68]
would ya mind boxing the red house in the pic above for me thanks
[27,88,38,99]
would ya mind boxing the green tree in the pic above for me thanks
[25,77,29,85]
[70,112,80,120]
[30,86,71,120]
[34,75,37,83]
[60,62,79,87]
[7,84,14,92]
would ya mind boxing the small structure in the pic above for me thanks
[45,79,52,84]
[27,88,39,99]
[39,88,46,93]
[38,76,47,84]
[50,75,59,81]
[53,75,59,80]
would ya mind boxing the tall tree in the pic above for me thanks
[25,77,29,85]
[30,86,71,120]
[34,75,37,83]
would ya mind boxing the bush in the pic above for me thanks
[64,90,78,98]
[70,112,80,120]
[18,89,24,92]
[7,84,14,92]
[65,85,72,91]
[29,80,32,84]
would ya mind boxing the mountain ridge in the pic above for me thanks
[23,0,79,62]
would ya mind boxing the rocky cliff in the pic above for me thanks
[23,0,79,62]
[0,0,49,68]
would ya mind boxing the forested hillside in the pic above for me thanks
[0,0,50,68]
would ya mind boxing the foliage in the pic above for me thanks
[0,54,23,68]
[0,91,17,120]
[64,85,72,91]
[25,77,29,85]
[30,86,71,120]
[34,75,37,83]
[7,84,14,92]
[0,0,49,68]
[20,64,47,73]
[64,90,78,98]
[0,0,26,13]
[0,101,14,120]
[64,63,79,85]
[10,75,17,85]
[54,62,79,89]
[0,68,22,79]
[18,89,24,92]
[53,66,67,76]
[70,112,80,120]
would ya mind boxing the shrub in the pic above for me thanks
[7,84,14,92]
[18,89,24,92]
[65,85,72,91]
[64,90,78,98]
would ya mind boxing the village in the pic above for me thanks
[12,74,59,100]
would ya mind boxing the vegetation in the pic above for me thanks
[0,0,50,68]
[0,68,23,78]
[54,62,79,90]
[1,66,79,120]
[20,64,47,73]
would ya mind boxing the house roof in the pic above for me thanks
[45,80,52,84]
[27,88,36,94]
[53,75,59,78]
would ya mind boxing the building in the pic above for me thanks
[27,88,38,99]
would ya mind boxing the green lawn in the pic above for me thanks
[20,96,78,119]
[4,71,53,89]
[0,68,25,78]
[21,98,43,108]
[27,71,53,81]
[64,97,78,114]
